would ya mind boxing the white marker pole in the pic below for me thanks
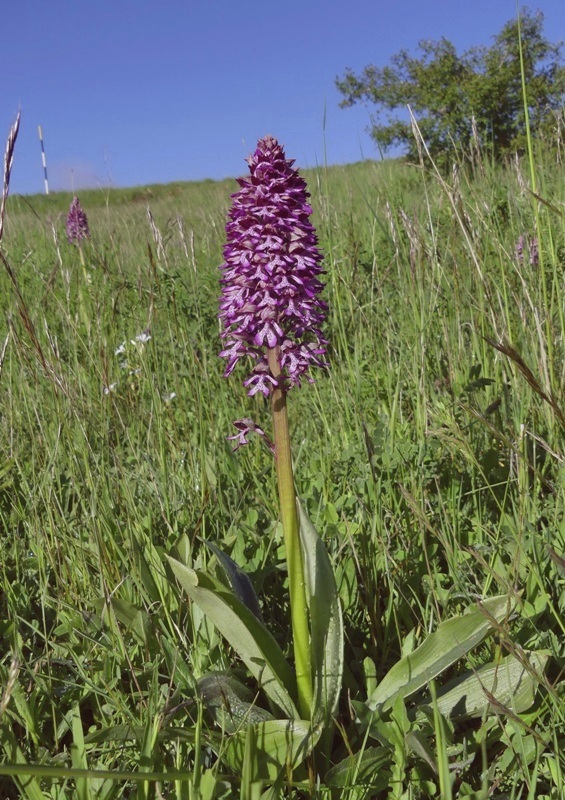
[38,125,49,195]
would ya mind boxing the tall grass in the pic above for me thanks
[0,134,564,798]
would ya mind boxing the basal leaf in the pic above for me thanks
[428,650,549,720]
[367,595,514,713]
[85,725,147,744]
[197,672,274,733]
[297,500,344,729]
[325,745,393,790]
[167,556,299,720]
[222,719,315,781]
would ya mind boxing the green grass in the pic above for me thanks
[0,143,564,799]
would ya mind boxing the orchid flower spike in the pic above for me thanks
[219,135,327,397]
[66,196,91,244]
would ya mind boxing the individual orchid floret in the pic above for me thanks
[219,135,327,396]
[66,196,90,244]
[227,418,274,452]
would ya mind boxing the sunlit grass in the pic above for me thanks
[1,144,564,797]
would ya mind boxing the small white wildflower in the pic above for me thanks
[133,330,151,345]
[114,342,126,356]
[119,360,128,370]
[104,382,118,395]
[162,391,177,402]
[129,368,141,376]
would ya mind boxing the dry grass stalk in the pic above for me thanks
[0,332,9,383]
[177,216,197,272]
[0,114,71,397]
[0,657,20,719]
[470,114,485,177]
[176,215,190,259]
[485,336,565,427]
[514,153,527,196]
[0,110,21,246]
[147,205,166,262]
[51,221,64,271]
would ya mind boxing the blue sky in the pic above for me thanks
[3,1,564,195]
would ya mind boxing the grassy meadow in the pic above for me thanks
[0,140,564,798]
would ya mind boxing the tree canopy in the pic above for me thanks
[336,8,565,162]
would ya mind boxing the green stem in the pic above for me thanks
[267,347,312,720]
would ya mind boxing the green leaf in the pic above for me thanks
[85,725,147,744]
[70,705,88,800]
[91,596,157,650]
[0,724,44,800]
[166,556,299,720]
[428,650,549,720]
[197,672,275,733]
[222,719,314,781]
[366,595,514,713]
[297,501,344,728]
[405,731,438,774]
[85,725,199,747]
[325,745,393,790]
[161,638,196,693]
[204,539,263,621]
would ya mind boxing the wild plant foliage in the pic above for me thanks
[336,8,565,163]
[0,120,563,797]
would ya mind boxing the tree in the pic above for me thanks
[335,8,565,162]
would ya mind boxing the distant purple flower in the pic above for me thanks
[219,135,327,396]
[515,233,539,267]
[66,196,90,244]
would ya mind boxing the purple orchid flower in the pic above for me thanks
[219,135,327,397]
[66,196,90,244]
